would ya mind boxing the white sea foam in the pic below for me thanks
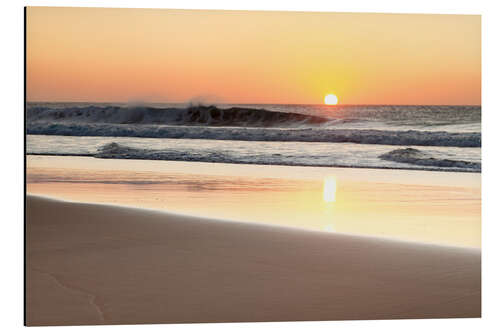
[27,122,481,147]
[27,137,480,173]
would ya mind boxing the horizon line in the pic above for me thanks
[26,101,482,107]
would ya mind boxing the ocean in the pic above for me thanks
[26,103,481,173]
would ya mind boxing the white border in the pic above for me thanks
[13,0,486,14]
[3,0,500,332]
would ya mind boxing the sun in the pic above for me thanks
[324,94,338,105]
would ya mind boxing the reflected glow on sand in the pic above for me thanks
[26,156,481,248]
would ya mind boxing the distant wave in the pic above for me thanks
[27,104,331,127]
[379,148,481,170]
[27,122,481,147]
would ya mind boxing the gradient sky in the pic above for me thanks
[26,7,481,105]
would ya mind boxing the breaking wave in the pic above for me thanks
[379,148,481,171]
[27,104,331,127]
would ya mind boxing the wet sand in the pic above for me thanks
[26,195,481,326]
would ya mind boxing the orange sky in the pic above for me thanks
[26,7,481,105]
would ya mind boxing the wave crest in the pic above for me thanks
[27,104,331,127]
[379,148,481,170]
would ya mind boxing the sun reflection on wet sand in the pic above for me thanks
[322,176,338,232]
[323,176,337,203]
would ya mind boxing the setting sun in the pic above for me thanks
[324,94,339,105]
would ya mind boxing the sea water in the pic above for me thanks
[26,103,481,173]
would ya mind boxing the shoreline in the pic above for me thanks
[25,153,481,174]
[26,195,481,325]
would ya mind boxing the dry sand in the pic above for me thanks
[26,195,481,326]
